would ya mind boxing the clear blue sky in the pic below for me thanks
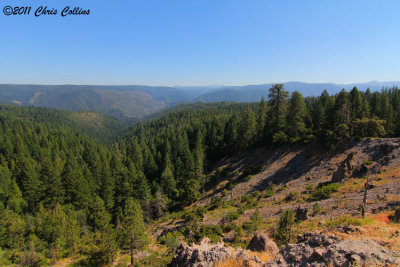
[0,0,399,86]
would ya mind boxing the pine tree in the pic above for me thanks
[349,87,363,133]
[238,108,257,149]
[223,114,239,153]
[62,156,91,209]
[267,84,289,134]
[286,91,306,138]
[160,153,177,199]
[40,156,64,208]
[193,131,205,193]
[120,198,149,266]
[334,89,351,126]
[276,209,295,246]
[256,97,267,141]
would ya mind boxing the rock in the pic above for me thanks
[365,181,375,189]
[308,248,326,263]
[267,232,400,267]
[295,207,308,222]
[169,238,268,267]
[387,201,400,209]
[389,209,400,223]
[332,152,355,182]
[247,233,279,256]
[336,225,360,234]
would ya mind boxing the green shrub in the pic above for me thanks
[305,185,314,191]
[243,175,253,182]
[285,191,299,202]
[225,211,240,222]
[276,209,295,246]
[309,183,340,201]
[242,221,255,232]
[223,222,241,233]
[184,206,207,223]
[197,225,223,243]
[242,165,263,177]
[276,186,286,192]
[221,189,227,197]
[364,160,373,166]
[160,231,181,254]
[313,202,321,214]
[272,131,288,145]
[240,194,258,209]
[227,182,237,190]
[263,190,275,198]
[209,196,224,210]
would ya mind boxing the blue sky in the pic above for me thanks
[0,0,399,86]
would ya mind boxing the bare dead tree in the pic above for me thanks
[362,178,369,218]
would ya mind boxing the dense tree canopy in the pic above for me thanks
[0,85,400,264]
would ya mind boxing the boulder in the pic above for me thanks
[247,233,279,256]
[169,238,267,267]
[332,153,355,182]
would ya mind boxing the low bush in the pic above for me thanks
[209,196,224,210]
[285,191,299,202]
[309,183,340,201]
[159,231,181,254]
[242,164,263,176]
[243,175,253,182]
[197,225,223,243]
[225,211,240,222]
[313,202,321,214]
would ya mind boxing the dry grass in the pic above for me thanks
[214,258,245,267]
[246,251,275,262]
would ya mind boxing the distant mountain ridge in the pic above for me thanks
[0,81,398,118]
[0,84,191,119]
[194,81,400,103]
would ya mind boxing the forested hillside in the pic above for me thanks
[1,82,399,119]
[0,84,400,266]
[0,105,129,143]
[0,84,191,119]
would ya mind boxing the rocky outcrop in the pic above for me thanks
[168,238,265,267]
[170,232,400,267]
[331,152,355,182]
[268,232,400,267]
[247,233,279,256]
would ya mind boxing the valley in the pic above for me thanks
[0,84,400,266]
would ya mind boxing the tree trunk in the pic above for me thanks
[130,248,134,266]
[362,179,368,218]
[131,236,134,266]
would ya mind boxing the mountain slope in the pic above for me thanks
[0,105,128,143]
[194,81,400,103]
[0,84,192,119]
[1,81,399,118]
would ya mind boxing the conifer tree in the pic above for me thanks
[256,97,267,140]
[286,91,306,138]
[238,108,257,149]
[267,84,289,134]
[120,198,149,266]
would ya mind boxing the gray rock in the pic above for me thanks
[247,233,279,256]
[267,232,400,267]
[169,238,267,267]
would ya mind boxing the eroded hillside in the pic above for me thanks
[152,138,400,266]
